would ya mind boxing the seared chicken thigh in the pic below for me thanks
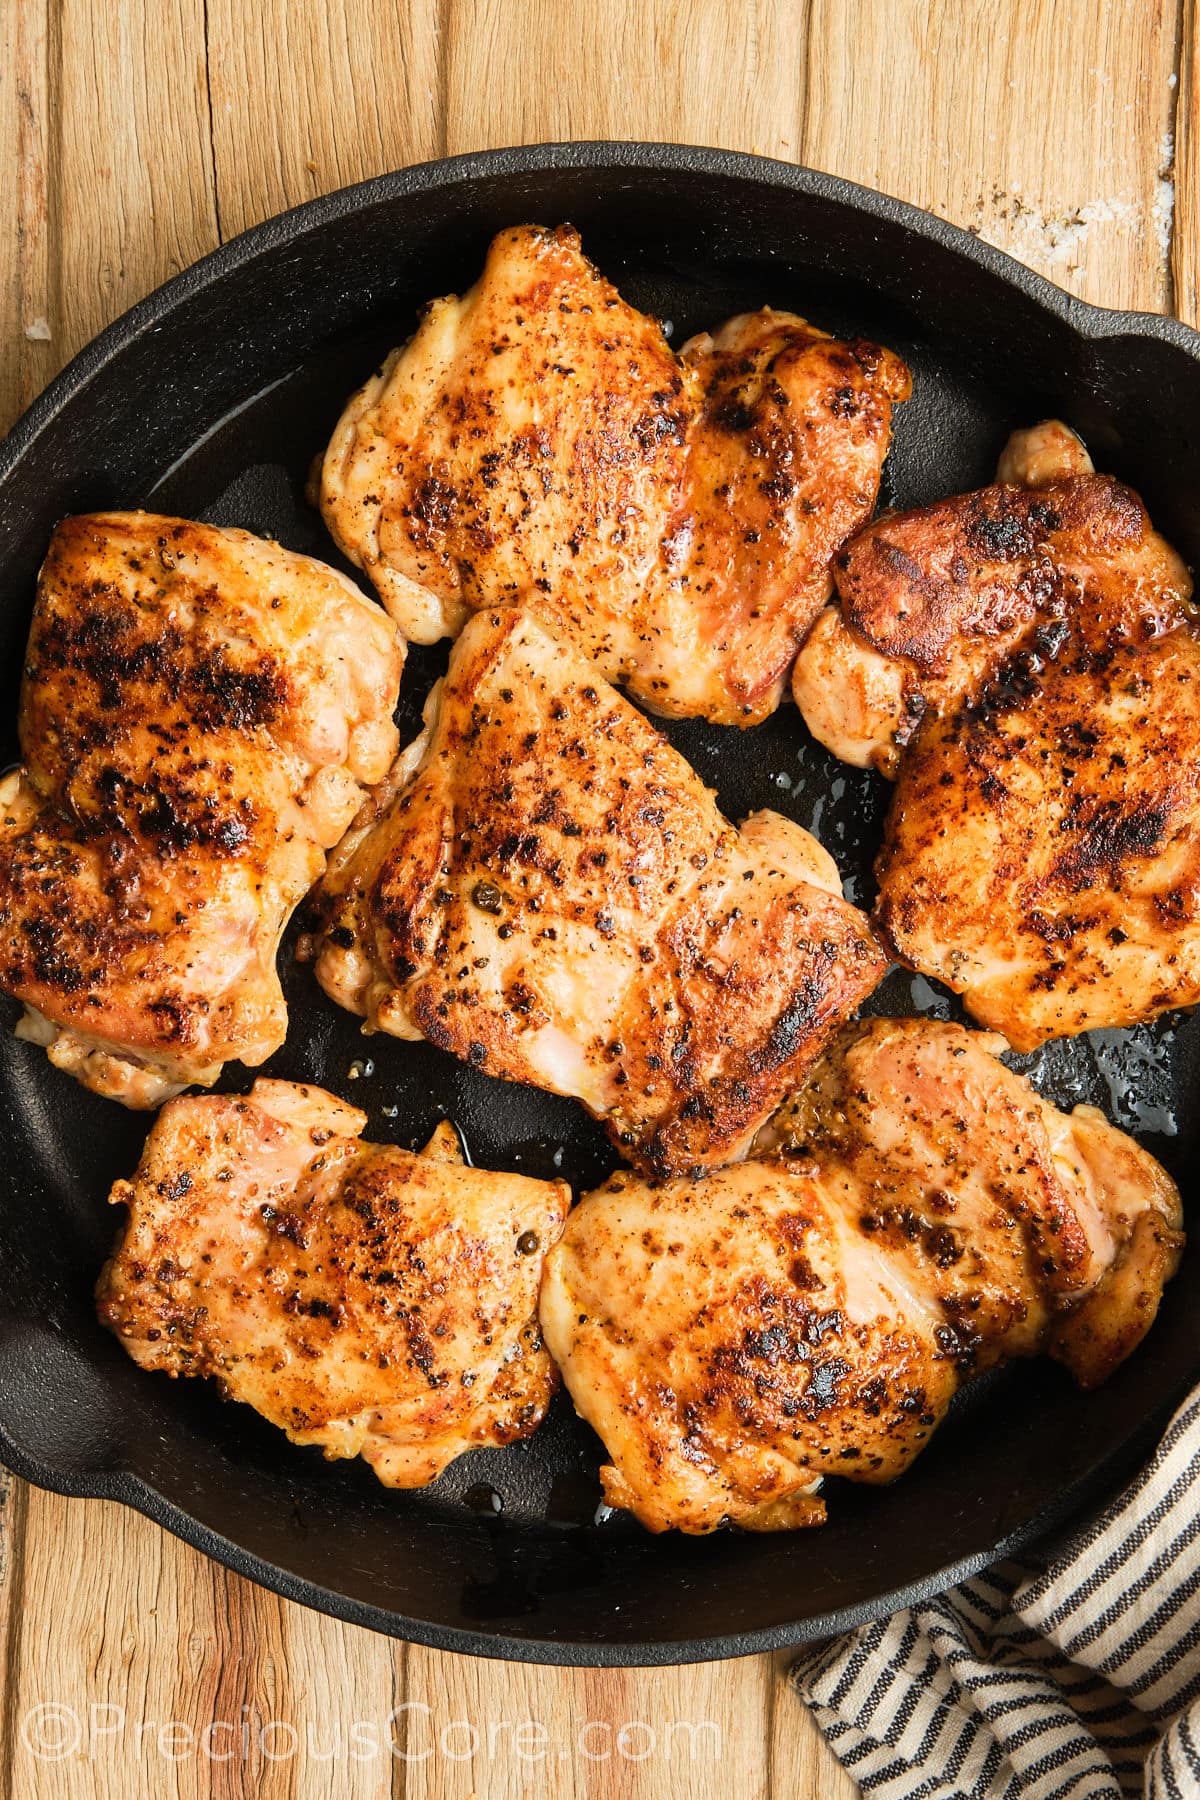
[793,421,1122,774]
[98,1079,569,1485]
[320,224,910,725]
[0,515,403,1105]
[305,609,887,1176]
[792,424,1200,1047]
[540,1018,1182,1533]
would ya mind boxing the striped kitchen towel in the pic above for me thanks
[792,1386,1200,1798]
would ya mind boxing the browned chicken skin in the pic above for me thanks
[97,1079,570,1486]
[0,514,403,1105]
[792,424,1200,1048]
[540,1018,1182,1534]
[320,224,910,725]
[304,608,887,1177]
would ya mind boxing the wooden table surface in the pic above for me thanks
[0,2,1196,1795]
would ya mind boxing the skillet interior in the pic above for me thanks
[0,144,1197,1664]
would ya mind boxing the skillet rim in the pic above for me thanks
[1,138,1198,1667]
[5,139,1200,498]
[0,1398,1181,1666]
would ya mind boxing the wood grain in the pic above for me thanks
[206,0,443,238]
[0,2,1191,1795]
[1176,0,1199,322]
[802,0,1181,313]
[441,0,809,158]
[0,0,52,428]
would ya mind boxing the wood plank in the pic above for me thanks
[0,1474,30,1800]
[802,0,1181,312]
[397,1646,773,1799]
[768,1649,855,1793]
[48,0,219,366]
[441,0,809,157]
[205,0,443,239]
[0,0,52,434]
[7,1491,398,1799]
[1175,0,1199,322]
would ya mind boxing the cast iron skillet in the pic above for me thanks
[0,143,1197,1667]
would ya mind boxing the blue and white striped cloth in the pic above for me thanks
[793,1388,1200,1798]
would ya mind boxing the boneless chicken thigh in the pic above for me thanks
[540,1019,1182,1533]
[792,424,1200,1048]
[0,514,403,1105]
[304,608,887,1176]
[319,224,910,725]
[97,1079,569,1486]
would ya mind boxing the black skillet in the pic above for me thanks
[0,143,1197,1667]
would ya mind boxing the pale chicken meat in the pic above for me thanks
[0,514,403,1106]
[97,1079,569,1485]
[319,223,911,725]
[791,423,1200,1048]
[540,1018,1182,1534]
[304,608,887,1176]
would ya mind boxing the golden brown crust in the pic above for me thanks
[791,428,1200,1046]
[822,470,1188,765]
[1051,1208,1184,1388]
[666,311,912,719]
[837,475,1155,672]
[874,619,1200,1047]
[97,1078,570,1486]
[0,513,403,1103]
[543,1157,957,1534]
[307,609,887,1176]
[793,434,1192,772]
[320,224,910,725]
[542,1018,1182,1533]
